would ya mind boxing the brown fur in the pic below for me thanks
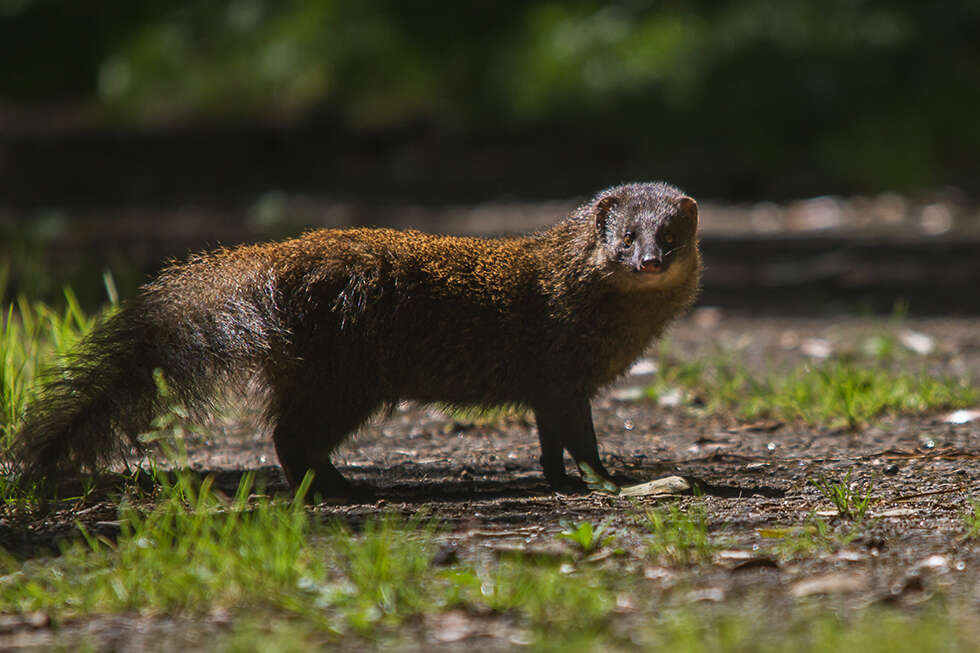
[11,182,701,496]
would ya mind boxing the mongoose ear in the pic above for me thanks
[678,196,698,230]
[595,196,619,233]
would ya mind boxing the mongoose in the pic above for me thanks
[11,182,701,497]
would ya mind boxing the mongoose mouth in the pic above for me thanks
[617,254,694,291]
[637,261,666,274]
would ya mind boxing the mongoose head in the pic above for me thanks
[591,182,699,291]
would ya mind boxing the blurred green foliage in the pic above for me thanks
[2,0,978,192]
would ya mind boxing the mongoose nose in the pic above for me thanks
[640,257,663,273]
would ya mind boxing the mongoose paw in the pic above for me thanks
[546,476,592,495]
[609,473,639,486]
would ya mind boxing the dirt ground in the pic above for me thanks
[199,310,980,599]
[2,311,978,650]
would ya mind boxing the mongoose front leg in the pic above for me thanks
[534,398,612,491]
[536,416,572,490]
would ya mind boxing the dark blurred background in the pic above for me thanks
[1,1,978,311]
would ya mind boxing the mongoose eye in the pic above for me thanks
[622,232,635,247]
[663,234,675,245]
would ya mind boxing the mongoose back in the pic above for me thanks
[11,182,701,497]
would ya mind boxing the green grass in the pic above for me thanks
[963,500,980,540]
[0,472,448,636]
[811,470,874,521]
[632,606,980,653]
[0,288,100,450]
[208,603,980,651]
[648,341,977,428]
[0,470,976,650]
[558,519,616,555]
[643,501,719,564]
[0,472,621,644]
[484,558,619,640]
[3,473,316,617]
[759,515,862,558]
[326,512,444,633]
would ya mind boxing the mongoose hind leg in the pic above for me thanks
[534,398,613,492]
[271,390,381,501]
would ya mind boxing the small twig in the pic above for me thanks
[891,485,979,503]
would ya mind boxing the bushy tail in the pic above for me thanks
[9,258,282,487]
